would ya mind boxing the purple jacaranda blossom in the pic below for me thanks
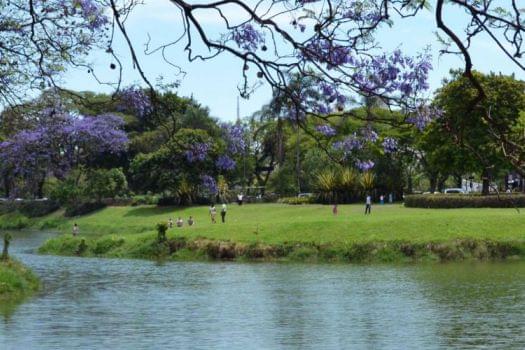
[232,24,265,51]
[0,107,127,195]
[301,39,352,68]
[361,126,378,143]
[201,175,218,195]
[220,123,246,155]
[0,0,109,105]
[356,160,375,171]
[184,143,209,162]
[407,105,443,131]
[216,155,236,171]
[117,86,152,119]
[333,134,363,153]
[73,0,109,30]
[382,137,398,153]
[315,124,337,137]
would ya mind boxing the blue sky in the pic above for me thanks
[63,1,524,121]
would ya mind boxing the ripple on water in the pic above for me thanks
[0,232,524,349]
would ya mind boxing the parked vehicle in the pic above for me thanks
[444,188,465,194]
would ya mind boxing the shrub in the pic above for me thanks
[0,212,30,229]
[278,196,316,205]
[84,168,128,202]
[130,194,159,206]
[64,202,106,217]
[156,222,168,243]
[18,200,60,217]
[157,196,177,206]
[0,200,59,217]
[92,237,125,255]
[404,194,525,208]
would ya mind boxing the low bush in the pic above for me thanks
[0,212,30,230]
[18,200,60,217]
[130,194,159,206]
[0,200,59,217]
[64,202,106,217]
[101,197,133,206]
[404,194,525,208]
[157,196,177,206]
[278,196,316,205]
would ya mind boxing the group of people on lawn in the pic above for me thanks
[72,192,392,236]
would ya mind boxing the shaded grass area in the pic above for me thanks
[36,204,525,262]
[0,259,40,302]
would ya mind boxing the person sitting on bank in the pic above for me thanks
[176,217,184,227]
[188,216,194,226]
[168,218,174,228]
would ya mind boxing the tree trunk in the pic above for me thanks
[482,169,490,195]
[454,174,462,188]
[429,174,437,193]
[437,175,447,192]
[406,172,413,194]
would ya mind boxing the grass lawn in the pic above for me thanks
[35,203,525,263]
[38,203,525,243]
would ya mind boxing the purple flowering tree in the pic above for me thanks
[0,0,109,105]
[0,106,128,198]
[104,1,524,121]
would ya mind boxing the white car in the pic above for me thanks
[444,188,465,194]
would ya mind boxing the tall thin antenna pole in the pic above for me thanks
[236,96,240,123]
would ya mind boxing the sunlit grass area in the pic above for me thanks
[36,203,525,243]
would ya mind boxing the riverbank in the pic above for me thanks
[0,259,40,301]
[35,204,525,262]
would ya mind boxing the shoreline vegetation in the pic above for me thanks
[0,259,40,302]
[20,203,525,263]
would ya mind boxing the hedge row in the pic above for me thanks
[404,194,525,208]
[278,196,316,205]
[0,200,60,217]
[64,202,107,217]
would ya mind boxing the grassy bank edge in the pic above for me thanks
[38,233,525,264]
[0,259,40,302]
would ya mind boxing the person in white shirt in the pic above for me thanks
[209,205,217,223]
[365,195,372,215]
[221,203,227,223]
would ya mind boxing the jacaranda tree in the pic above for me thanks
[0,104,128,198]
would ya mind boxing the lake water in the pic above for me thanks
[1,231,524,349]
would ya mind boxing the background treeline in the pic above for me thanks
[0,70,524,214]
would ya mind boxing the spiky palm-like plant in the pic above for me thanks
[360,171,375,191]
[316,169,338,203]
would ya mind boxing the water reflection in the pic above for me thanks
[0,232,524,349]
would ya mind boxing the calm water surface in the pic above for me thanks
[1,231,524,349]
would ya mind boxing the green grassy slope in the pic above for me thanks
[37,204,525,262]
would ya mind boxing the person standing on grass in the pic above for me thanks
[188,216,194,226]
[332,203,338,215]
[209,204,217,223]
[380,195,384,205]
[221,203,227,223]
[365,195,372,215]
[237,193,243,206]
[72,223,79,236]
[168,218,174,229]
